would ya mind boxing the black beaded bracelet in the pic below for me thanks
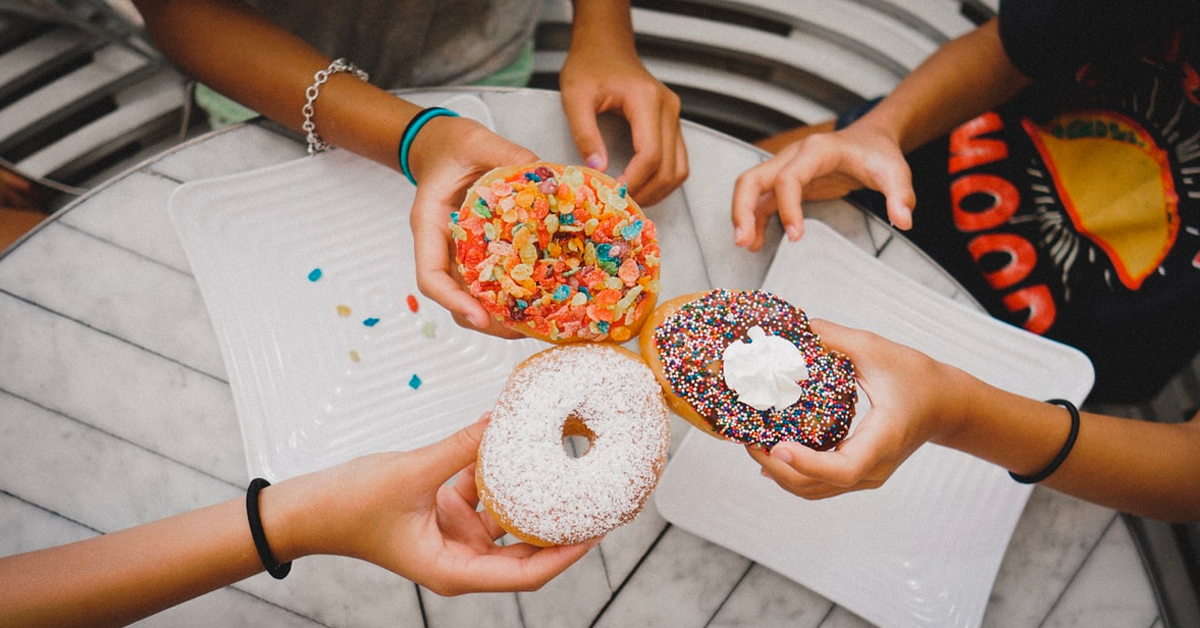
[246,477,292,579]
[398,106,459,186]
[1009,398,1080,484]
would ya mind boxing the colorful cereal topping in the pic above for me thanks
[653,290,857,450]
[363,317,380,327]
[451,163,660,341]
[421,321,437,338]
[409,374,422,389]
[337,304,351,317]
[349,350,361,362]
[407,294,419,313]
[307,268,322,282]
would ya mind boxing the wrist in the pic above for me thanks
[568,0,635,55]
[928,363,978,448]
[256,473,327,565]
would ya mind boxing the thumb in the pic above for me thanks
[406,415,489,486]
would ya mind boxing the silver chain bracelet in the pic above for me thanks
[302,58,369,155]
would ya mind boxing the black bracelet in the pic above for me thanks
[398,106,459,186]
[1009,398,1080,484]
[246,478,292,579]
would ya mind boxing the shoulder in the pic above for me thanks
[998,0,1196,80]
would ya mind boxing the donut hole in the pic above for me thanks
[561,415,596,459]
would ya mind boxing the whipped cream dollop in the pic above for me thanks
[721,326,809,411]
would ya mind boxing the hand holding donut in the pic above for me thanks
[293,415,598,594]
[409,117,540,339]
[747,319,967,500]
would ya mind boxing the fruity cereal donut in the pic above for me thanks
[476,343,669,547]
[639,289,857,450]
[450,161,661,342]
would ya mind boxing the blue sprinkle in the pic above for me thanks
[559,212,575,224]
[516,299,528,309]
[363,317,380,327]
[307,268,322,282]
[618,183,627,198]
[524,172,542,182]
[596,243,614,260]
[450,211,459,224]
[409,374,422,389]
[578,286,591,298]
[596,320,610,333]
[553,284,571,301]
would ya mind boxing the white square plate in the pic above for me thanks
[655,220,1095,628]
[169,96,545,480]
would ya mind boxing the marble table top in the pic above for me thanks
[0,87,1162,628]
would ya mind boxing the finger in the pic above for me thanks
[617,93,673,200]
[855,154,916,230]
[746,445,830,494]
[478,510,507,541]
[457,540,599,593]
[732,161,781,249]
[627,105,684,206]
[449,308,526,340]
[410,196,491,329]
[560,90,609,171]
[772,163,806,241]
[453,462,481,508]
[409,414,490,489]
[749,190,777,252]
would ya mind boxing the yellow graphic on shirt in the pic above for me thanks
[1024,111,1179,290]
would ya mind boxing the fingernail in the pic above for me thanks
[771,447,793,464]
[585,153,603,169]
[734,225,746,243]
[785,224,801,241]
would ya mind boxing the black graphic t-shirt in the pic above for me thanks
[850,0,1200,403]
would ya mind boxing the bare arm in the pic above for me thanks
[133,0,419,166]
[752,321,1200,522]
[732,18,1033,249]
[852,18,1029,154]
[0,418,594,628]
[131,0,544,334]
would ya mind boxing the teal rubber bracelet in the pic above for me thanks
[399,107,459,186]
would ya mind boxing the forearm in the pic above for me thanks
[0,476,320,628]
[570,0,635,54]
[936,373,1200,521]
[0,498,256,628]
[133,0,420,169]
[854,18,1030,153]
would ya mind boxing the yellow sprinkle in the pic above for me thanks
[349,350,361,362]
[337,305,351,317]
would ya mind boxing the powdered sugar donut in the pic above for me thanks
[639,289,857,450]
[450,161,661,343]
[476,343,670,546]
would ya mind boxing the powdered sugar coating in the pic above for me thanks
[478,344,669,545]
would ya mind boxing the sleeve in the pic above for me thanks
[998,0,1185,81]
